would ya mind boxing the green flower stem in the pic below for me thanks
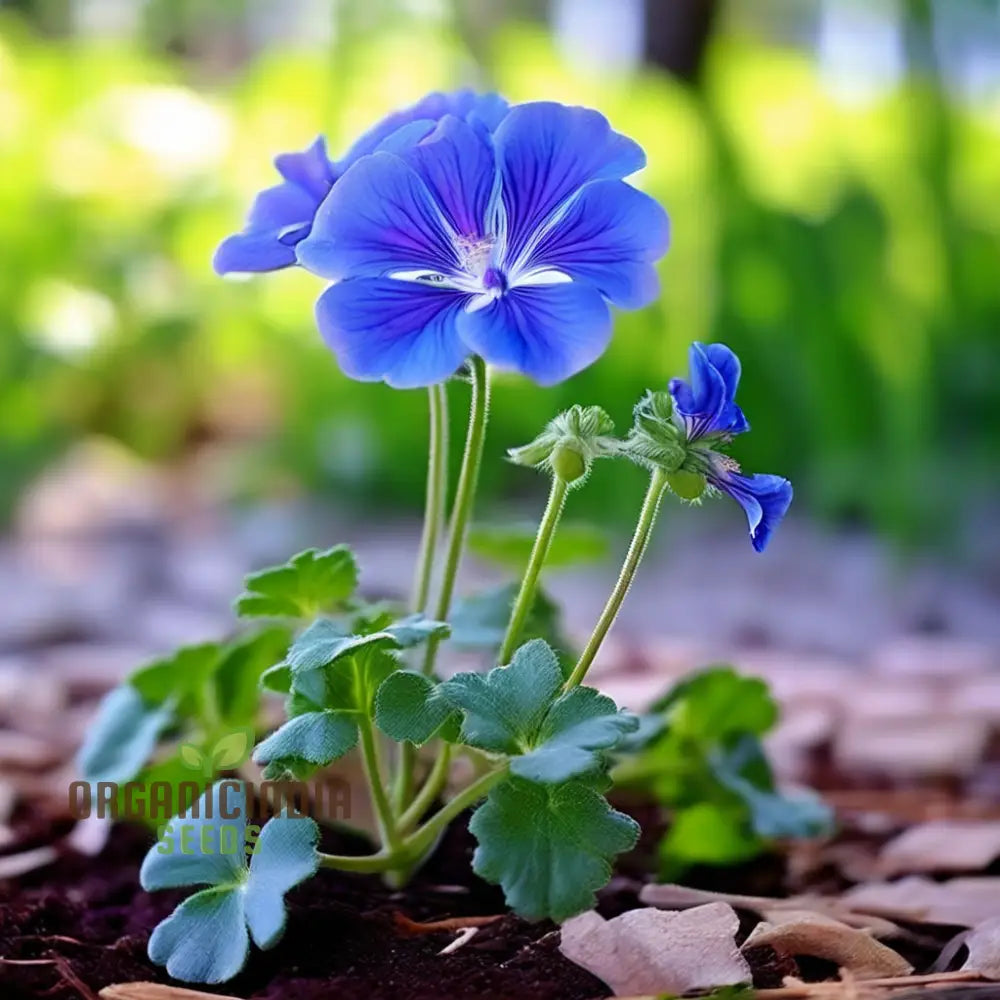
[358,714,402,854]
[497,474,569,665]
[411,382,449,614]
[564,467,669,690]
[396,383,450,811]
[399,743,452,833]
[405,766,507,859]
[426,355,490,654]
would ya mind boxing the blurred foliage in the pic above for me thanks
[0,7,997,544]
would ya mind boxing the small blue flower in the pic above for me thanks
[668,342,792,552]
[296,101,670,388]
[213,90,510,276]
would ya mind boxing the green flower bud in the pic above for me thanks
[666,470,706,500]
[508,404,618,486]
[551,442,587,484]
[622,390,687,472]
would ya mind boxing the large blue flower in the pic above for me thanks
[213,90,510,275]
[668,342,792,552]
[295,102,670,388]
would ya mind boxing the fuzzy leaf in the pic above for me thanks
[440,640,637,783]
[374,671,460,746]
[470,776,639,922]
[130,644,222,707]
[213,627,291,724]
[141,784,319,984]
[235,546,359,619]
[76,684,174,784]
[252,710,358,774]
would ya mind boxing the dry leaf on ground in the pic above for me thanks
[559,902,751,997]
[0,845,57,880]
[843,876,1000,928]
[640,883,900,936]
[963,917,1000,980]
[744,912,913,980]
[878,820,1000,876]
[100,983,243,1000]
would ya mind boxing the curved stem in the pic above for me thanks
[564,468,669,690]
[399,743,452,833]
[420,356,490,676]
[318,851,396,874]
[411,383,449,615]
[358,714,402,853]
[405,767,507,858]
[396,384,450,811]
[497,475,569,665]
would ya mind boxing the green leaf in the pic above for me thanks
[470,776,639,922]
[235,546,359,619]
[288,615,448,676]
[141,784,319,984]
[468,522,609,572]
[252,710,358,776]
[260,662,292,694]
[440,640,637,783]
[130,643,222,708]
[213,627,291,724]
[374,671,460,746]
[653,667,778,742]
[659,802,762,879]
[76,684,174,784]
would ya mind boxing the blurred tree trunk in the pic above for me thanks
[643,0,719,82]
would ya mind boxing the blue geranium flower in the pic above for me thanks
[213,90,510,275]
[667,343,792,552]
[295,102,669,388]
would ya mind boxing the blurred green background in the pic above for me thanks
[0,0,997,548]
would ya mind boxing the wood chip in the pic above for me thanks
[438,926,479,955]
[963,917,1000,980]
[744,912,913,980]
[879,820,1000,876]
[0,845,58,880]
[393,912,502,936]
[559,902,751,997]
[100,984,243,1000]
[843,876,1000,927]
[64,815,112,857]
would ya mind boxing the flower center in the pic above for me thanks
[455,235,496,282]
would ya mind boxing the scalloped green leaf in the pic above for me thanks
[235,546,358,619]
[440,640,637,783]
[76,684,174,784]
[252,710,358,776]
[141,783,319,984]
[374,671,460,746]
[470,776,639,922]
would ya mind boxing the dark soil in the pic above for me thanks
[0,811,616,1000]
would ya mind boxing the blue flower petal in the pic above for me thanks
[669,342,750,439]
[297,152,461,281]
[708,465,793,552]
[399,115,496,241]
[518,179,668,308]
[274,136,335,201]
[316,278,470,388]
[339,90,509,166]
[494,102,646,267]
[457,283,611,385]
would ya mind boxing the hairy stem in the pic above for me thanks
[420,355,490,676]
[318,851,396,874]
[564,468,669,690]
[358,714,402,853]
[396,383,450,810]
[411,382,449,614]
[399,743,452,833]
[497,475,569,665]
